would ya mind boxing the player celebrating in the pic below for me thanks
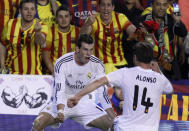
[68,42,174,131]
[32,34,114,131]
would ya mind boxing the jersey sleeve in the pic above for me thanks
[106,68,125,88]
[40,23,48,37]
[0,19,12,47]
[0,25,8,47]
[95,61,112,110]
[42,26,52,51]
[118,13,132,31]
[161,74,173,94]
[54,62,67,106]
[91,13,100,34]
[96,85,112,110]
[95,61,105,78]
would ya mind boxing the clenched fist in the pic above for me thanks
[34,20,42,32]
[85,15,96,26]
[55,112,64,123]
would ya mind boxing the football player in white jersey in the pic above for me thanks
[68,42,174,131]
[31,34,115,131]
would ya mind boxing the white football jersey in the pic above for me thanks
[106,66,173,131]
[54,52,111,109]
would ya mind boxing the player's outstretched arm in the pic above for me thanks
[67,76,109,108]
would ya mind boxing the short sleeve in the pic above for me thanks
[54,61,67,105]
[40,21,48,37]
[42,26,52,51]
[161,74,173,94]
[96,62,105,79]
[118,13,132,31]
[0,25,8,47]
[106,68,125,88]
[91,13,100,34]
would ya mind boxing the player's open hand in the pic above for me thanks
[67,96,80,108]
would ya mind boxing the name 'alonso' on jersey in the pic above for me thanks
[106,66,173,131]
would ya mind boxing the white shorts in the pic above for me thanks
[114,116,136,131]
[113,116,158,131]
[113,116,125,131]
[41,97,107,128]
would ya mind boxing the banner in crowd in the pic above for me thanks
[0,75,54,115]
[160,80,189,121]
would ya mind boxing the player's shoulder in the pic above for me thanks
[133,66,167,80]
[90,55,104,65]
[8,18,15,24]
[54,52,74,73]
[8,18,20,26]
[70,24,79,29]
[55,52,74,64]
[113,11,127,19]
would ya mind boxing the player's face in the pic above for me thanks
[57,10,71,29]
[20,3,36,22]
[76,42,94,65]
[152,0,168,19]
[99,0,114,22]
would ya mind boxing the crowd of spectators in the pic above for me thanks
[0,0,188,116]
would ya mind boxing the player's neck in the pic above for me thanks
[58,25,70,33]
[138,63,151,70]
[74,53,85,66]
[100,15,112,25]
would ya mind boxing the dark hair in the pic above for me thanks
[152,0,169,4]
[99,0,114,6]
[19,0,36,9]
[133,42,153,64]
[77,34,94,48]
[56,4,71,17]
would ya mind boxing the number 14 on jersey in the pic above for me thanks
[133,85,153,113]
